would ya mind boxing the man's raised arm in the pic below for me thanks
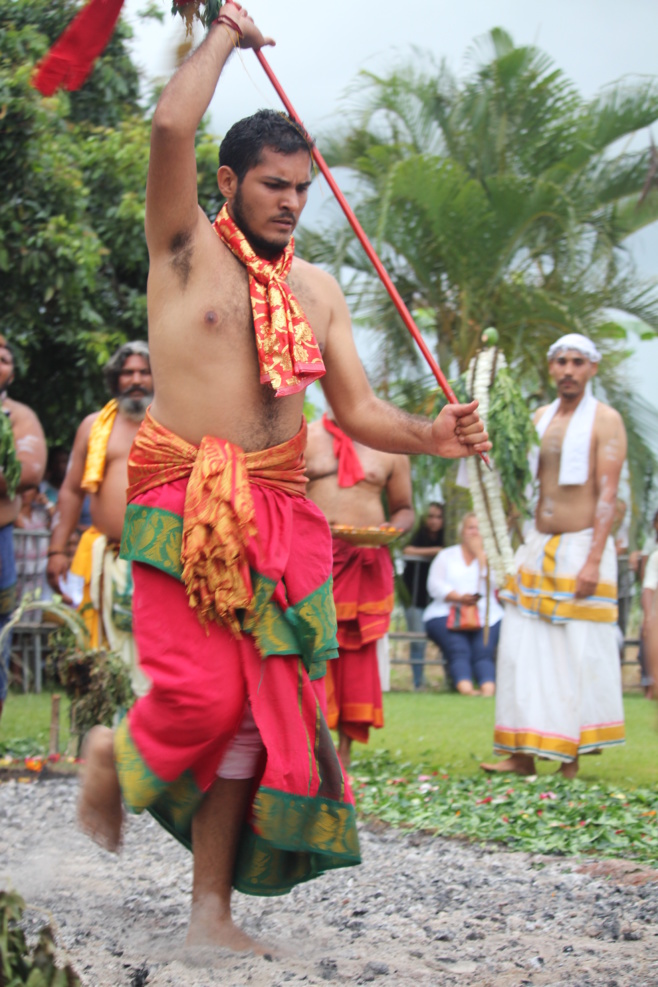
[145,3,274,257]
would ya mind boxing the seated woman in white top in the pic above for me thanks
[423,512,504,696]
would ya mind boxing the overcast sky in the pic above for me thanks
[124,0,658,401]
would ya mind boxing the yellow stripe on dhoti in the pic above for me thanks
[493,527,624,763]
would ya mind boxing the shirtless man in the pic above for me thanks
[482,333,627,778]
[46,342,153,694]
[0,337,47,719]
[77,4,490,953]
[306,413,414,766]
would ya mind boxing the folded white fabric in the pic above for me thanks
[535,383,598,486]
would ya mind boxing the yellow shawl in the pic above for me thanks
[81,398,118,493]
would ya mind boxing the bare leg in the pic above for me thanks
[480,682,495,697]
[78,725,124,852]
[480,753,536,776]
[338,730,352,769]
[559,757,579,779]
[186,776,267,953]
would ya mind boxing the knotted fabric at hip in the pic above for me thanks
[126,410,308,636]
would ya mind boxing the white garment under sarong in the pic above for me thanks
[90,534,150,698]
[494,527,624,762]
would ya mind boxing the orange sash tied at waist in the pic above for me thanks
[81,398,118,493]
[126,410,308,636]
[213,205,326,397]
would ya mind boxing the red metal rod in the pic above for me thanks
[254,49,458,401]
[255,49,491,467]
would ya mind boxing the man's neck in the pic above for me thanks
[556,389,590,417]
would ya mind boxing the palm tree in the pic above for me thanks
[298,28,658,524]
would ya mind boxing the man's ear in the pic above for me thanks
[217,165,239,200]
[590,362,599,379]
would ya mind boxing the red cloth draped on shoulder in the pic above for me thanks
[213,204,326,397]
[33,0,126,96]
[322,414,365,488]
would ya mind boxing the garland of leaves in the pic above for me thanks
[488,367,538,517]
[463,338,538,583]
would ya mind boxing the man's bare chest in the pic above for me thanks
[104,416,140,464]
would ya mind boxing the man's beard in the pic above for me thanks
[232,186,291,259]
[118,390,152,423]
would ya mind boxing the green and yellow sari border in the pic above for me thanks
[120,502,339,676]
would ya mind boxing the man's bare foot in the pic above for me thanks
[78,725,124,852]
[480,754,536,776]
[559,757,579,779]
[480,682,495,697]
[185,895,271,954]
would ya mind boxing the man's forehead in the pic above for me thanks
[549,348,595,363]
[253,146,312,176]
[120,354,150,369]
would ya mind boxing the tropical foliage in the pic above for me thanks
[0,0,221,444]
[298,30,658,524]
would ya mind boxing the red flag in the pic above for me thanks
[32,0,126,96]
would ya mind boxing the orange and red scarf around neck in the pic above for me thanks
[213,204,325,397]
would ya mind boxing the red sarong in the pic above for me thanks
[327,539,394,743]
[116,416,360,895]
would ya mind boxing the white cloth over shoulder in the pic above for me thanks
[531,385,598,487]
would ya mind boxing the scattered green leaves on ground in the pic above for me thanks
[352,750,658,864]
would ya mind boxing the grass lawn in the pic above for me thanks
[2,686,656,862]
[2,686,654,788]
[346,691,658,864]
[364,691,657,789]
[0,689,72,758]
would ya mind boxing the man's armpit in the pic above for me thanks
[170,230,194,287]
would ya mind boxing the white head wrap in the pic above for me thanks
[547,333,601,363]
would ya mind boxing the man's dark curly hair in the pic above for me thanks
[103,341,150,397]
[218,109,314,182]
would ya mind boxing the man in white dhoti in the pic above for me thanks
[482,333,627,779]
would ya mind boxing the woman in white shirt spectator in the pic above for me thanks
[423,513,503,695]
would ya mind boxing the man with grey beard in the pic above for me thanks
[46,341,153,695]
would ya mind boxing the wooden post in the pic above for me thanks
[49,693,60,756]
